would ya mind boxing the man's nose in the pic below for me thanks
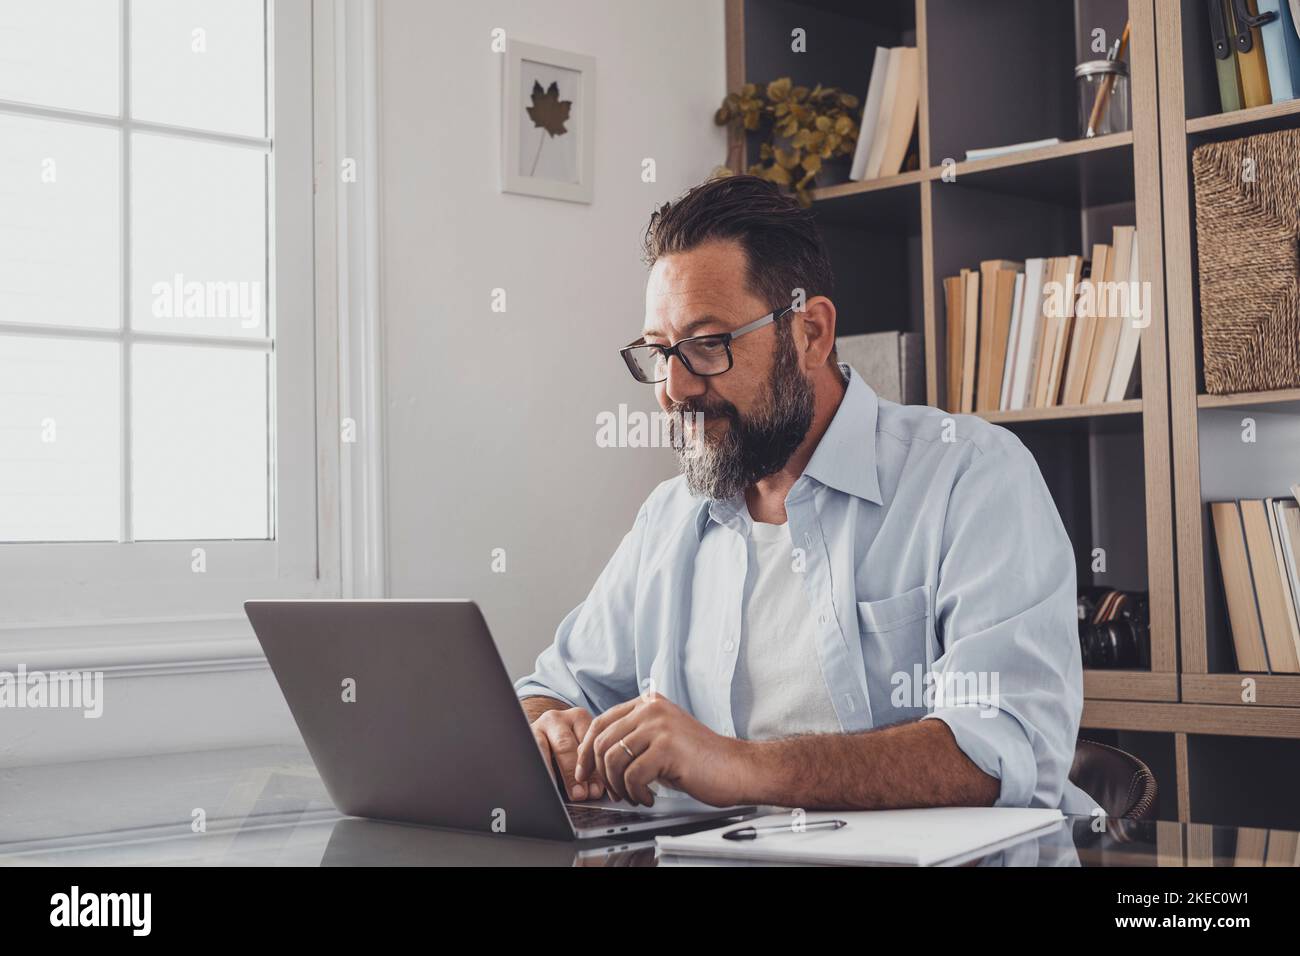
[663,352,706,406]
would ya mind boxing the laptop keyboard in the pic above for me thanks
[565,804,662,830]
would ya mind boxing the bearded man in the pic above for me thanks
[514,175,1096,816]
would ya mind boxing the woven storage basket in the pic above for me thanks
[1191,128,1300,394]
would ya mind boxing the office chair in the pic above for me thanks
[1069,739,1157,821]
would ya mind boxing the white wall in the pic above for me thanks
[378,0,727,677]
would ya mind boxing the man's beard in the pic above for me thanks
[668,327,815,501]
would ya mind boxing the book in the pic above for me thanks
[849,47,891,180]
[1008,258,1046,411]
[1044,255,1082,405]
[1084,226,1136,405]
[1029,257,1063,408]
[975,259,1018,410]
[1278,501,1300,623]
[1211,0,1246,112]
[835,332,924,405]
[999,272,1026,410]
[978,263,1021,411]
[1240,498,1300,672]
[1260,0,1300,102]
[943,274,963,411]
[875,47,920,178]
[964,138,1062,161]
[961,267,980,413]
[1105,235,1144,402]
[863,50,905,179]
[655,807,1066,867]
[1238,0,1275,108]
[1211,500,1271,672]
[1265,497,1300,663]
[1062,244,1108,406]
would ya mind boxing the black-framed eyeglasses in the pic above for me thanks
[620,306,794,384]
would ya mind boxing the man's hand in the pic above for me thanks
[525,700,606,801]
[574,692,747,808]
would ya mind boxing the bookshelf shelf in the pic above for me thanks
[1083,700,1300,740]
[1182,674,1300,708]
[1085,668,1179,702]
[955,131,1133,176]
[978,399,1143,425]
[1196,388,1300,410]
[1186,96,1300,135]
[812,168,930,203]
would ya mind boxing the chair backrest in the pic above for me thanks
[1069,739,1157,820]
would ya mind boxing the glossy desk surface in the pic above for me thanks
[0,744,1289,867]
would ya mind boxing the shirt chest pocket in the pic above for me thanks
[856,584,933,725]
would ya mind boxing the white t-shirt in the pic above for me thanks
[731,516,843,741]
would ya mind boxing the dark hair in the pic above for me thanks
[641,174,834,316]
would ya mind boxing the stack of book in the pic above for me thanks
[1207,0,1300,112]
[1211,487,1300,673]
[848,47,920,181]
[941,225,1144,414]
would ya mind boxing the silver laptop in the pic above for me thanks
[244,599,753,840]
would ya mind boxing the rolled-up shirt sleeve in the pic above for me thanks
[513,503,647,714]
[920,438,1083,810]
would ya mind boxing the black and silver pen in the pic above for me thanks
[721,819,847,841]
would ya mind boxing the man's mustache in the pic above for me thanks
[668,399,739,422]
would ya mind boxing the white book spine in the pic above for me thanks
[1105,233,1142,402]
[1000,273,1026,410]
[1009,259,1045,411]
[850,48,891,181]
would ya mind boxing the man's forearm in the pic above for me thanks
[520,695,571,723]
[737,718,1001,810]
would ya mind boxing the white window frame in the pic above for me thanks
[0,0,350,641]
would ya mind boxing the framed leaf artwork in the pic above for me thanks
[501,41,595,203]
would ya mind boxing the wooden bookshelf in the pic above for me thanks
[725,0,1177,708]
[1157,0,1300,703]
[726,0,1300,826]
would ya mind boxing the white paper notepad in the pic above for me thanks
[655,806,1066,866]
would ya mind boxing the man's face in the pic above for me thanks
[642,239,814,500]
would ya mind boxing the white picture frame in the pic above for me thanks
[501,40,596,204]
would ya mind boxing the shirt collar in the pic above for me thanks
[802,363,882,505]
[692,363,882,539]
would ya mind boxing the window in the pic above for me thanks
[0,0,335,623]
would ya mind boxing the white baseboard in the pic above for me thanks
[0,615,302,768]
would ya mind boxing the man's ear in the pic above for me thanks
[796,295,837,370]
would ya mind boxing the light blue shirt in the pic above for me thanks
[517,365,1097,814]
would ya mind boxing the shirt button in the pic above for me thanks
[723,640,735,653]
[818,614,828,625]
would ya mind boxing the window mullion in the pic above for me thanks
[120,0,132,544]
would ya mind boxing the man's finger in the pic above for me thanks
[531,725,556,783]
[593,714,647,802]
[622,741,662,807]
[545,722,588,800]
[574,698,636,782]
